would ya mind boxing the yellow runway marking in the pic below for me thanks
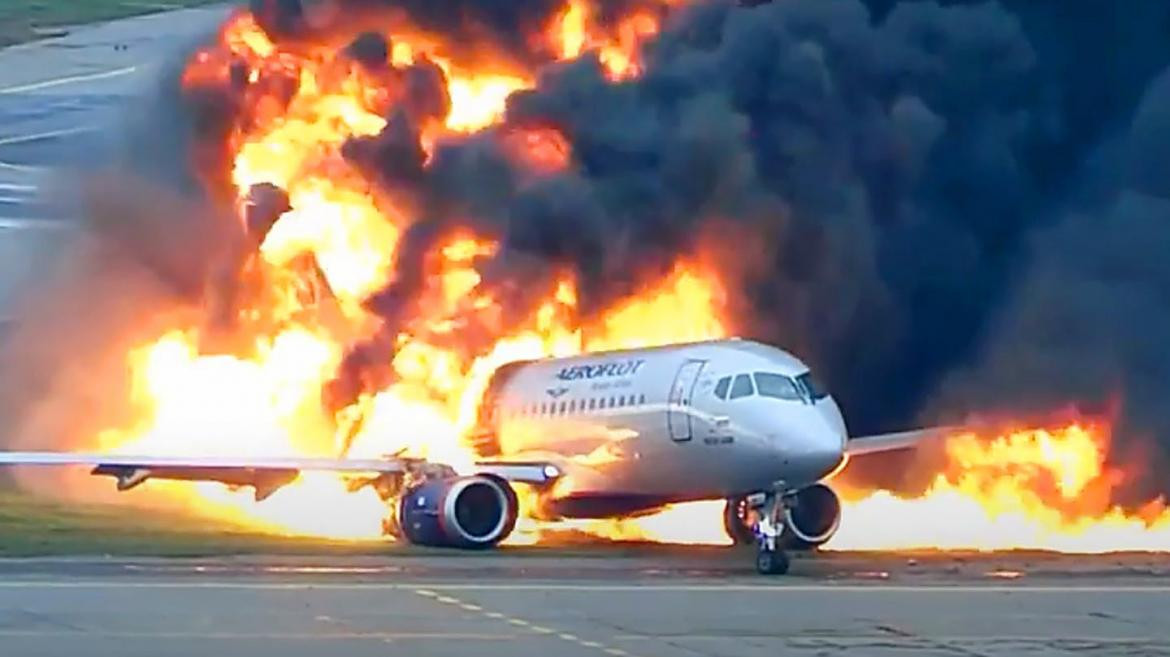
[411,587,644,656]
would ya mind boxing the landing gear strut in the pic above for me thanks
[749,487,794,575]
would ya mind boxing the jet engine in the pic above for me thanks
[781,483,841,550]
[397,475,519,549]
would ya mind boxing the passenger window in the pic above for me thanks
[714,376,731,400]
[628,394,636,406]
[570,400,577,413]
[729,374,754,400]
[639,394,646,405]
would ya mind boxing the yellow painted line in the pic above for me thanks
[409,586,644,657]
[0,66,138,95]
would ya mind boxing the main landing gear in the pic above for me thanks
[748,488,795,576]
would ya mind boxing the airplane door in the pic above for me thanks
[667,359,706,442]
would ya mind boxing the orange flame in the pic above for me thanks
[828,422,1170,552]
[35,2,1170,554]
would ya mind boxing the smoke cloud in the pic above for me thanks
[213,0,1170,500]
[7,0,1170,504]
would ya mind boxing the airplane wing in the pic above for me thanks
[845,427,959,456]
[0,451,560,500]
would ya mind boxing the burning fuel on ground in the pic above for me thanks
[1,0,1169,552]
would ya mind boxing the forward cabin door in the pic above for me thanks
[667,359,706,442]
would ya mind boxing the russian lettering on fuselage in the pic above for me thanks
[555,359,645,381]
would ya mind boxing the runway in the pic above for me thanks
[0,552,1166,657]
[0,4,229,313]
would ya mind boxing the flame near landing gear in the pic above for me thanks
[9,1,1169,555]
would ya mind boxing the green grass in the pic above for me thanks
[0,489,393,557]
[0,0,225,48]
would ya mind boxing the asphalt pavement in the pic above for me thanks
[0,552,1165,657]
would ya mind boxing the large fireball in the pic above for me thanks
[6,0,1168,552]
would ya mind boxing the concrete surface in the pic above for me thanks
[0,553,1165,657]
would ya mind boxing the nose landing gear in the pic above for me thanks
[755,545,789,575]
[748,486,795,575]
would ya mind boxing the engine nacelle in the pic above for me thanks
[398,475,518,549]
[782,483,841,550]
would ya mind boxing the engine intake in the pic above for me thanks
[782,483,841,549]
[398,475,518,549]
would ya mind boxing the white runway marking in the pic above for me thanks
[0,629,513,641]
[0,126,95,147]
[0,580,1164,593]
[0,160,46,173]
[0,218,74,230]
[0,66,139,95]
[0,183,36,192]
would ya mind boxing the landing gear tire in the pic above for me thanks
[755,548,789,575]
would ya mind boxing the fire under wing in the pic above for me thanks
[0,452,561,501]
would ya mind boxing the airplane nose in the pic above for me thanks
[790,425,846,484]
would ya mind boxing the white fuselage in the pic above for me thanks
[478,339,848,517]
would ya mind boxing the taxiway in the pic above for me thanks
[0,551,1165,657]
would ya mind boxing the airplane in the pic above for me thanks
[0,338,945,575]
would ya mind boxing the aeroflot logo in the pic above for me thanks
[555,359,646,381]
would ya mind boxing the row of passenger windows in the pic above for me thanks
[713,372,827,402]
[496,393,649,420]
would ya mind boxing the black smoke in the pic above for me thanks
[191,0,1170,500]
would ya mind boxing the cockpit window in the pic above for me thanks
[713,376,731,400]
[796,371,828,401]
[728,374,754,400]
[753,372,801,401]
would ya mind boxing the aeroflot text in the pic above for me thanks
[555,359,646,381]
